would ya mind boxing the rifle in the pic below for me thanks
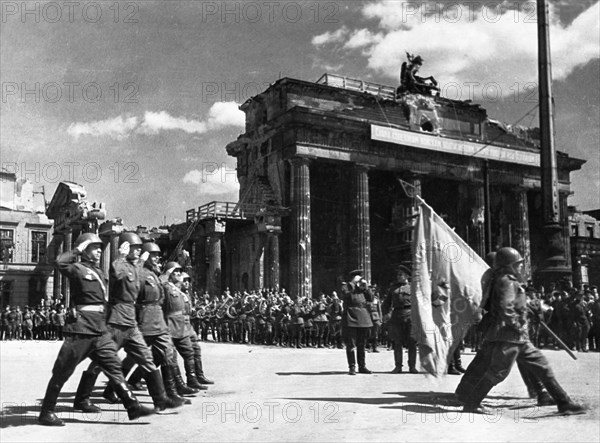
[540,320,577,361]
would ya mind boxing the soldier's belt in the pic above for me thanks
[167,310,184,316]
[77,305,105,313]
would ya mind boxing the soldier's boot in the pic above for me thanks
[372,340,380,353]
[162,365,191,405]
[127,366,145,391]
[173,364,200,396]
[113,381,155,421]
[448,363,461,375]
[544,378,585,414]
[184,357,206,390]
[461,376,495,414]
[144,368,184,411]
[391,346,403,373]
[39,377,66,426]
[336,336,344,349]
[454,353,466,373]
[357,346,372,374]
[296,337,303,349]
[530,376,555,406]
[346,348,357,375]
[408,345,419,374]
[73,370,102,413]
[195,357,214,385]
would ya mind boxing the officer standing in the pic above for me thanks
[382,266,418,374]
[456,247,584,415]
[341,270,373,375]
[38,233,154,426]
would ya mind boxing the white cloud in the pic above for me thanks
[344,28,384,49]
[182,166,239,196]
[314,1,600,98]
[67,101,245,139]
[312,26,349,46]
[67,115,138,140]
[206,102,245,129]
[138,111,207,135]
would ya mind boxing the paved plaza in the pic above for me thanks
[1,340,599,442]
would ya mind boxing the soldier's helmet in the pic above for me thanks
[162,261,182,275]
[484,252,497,268]
[74,232,103,248]
[119,231,142,246]
[141,241,161,253]
[181,272,191,281]
[495,247,524,269]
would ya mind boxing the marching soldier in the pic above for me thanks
[161,262,205,394]
[72,232,178,414]
[180,272,214,385]
[456,247,584,415]
[38,233,154,426]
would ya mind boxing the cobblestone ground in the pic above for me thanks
[1,340,599,442]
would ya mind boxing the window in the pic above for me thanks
[0,229,14,262]
[31,231,48,263]
[571,225,578,237]
[588,226,595,238]
[0,280,12,307]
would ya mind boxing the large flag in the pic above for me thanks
[411,196,489,377]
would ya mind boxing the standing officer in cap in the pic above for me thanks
[73,232,178,414]
[456,247,584,415]
[341,269,373,375]
[38,233,154,426]
[382,265,418,374]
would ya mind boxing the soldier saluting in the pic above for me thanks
[341,270,373,375]
[38,233,154,426]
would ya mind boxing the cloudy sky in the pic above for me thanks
[1,0,599,227]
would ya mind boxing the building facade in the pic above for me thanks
[569,207,600,288]
[183,74,586,297]
[0,172,54,307]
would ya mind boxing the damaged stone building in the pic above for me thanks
[179,74,585,298]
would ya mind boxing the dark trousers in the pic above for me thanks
[120,332,176,377]
[343,327,370,368]
[87,324,158,376]
[42,333,125,411]
[456,340,567,406]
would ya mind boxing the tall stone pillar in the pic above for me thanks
[471,186,486,258]
[53,235,64,300]
[513,189,532,279]
[206,219,225,295]
[100,236,111,277]
[289,157,312,300]
[264,232,280,290]
[351,164,372,282]
[62,229,72,306]
[559,191,572,269]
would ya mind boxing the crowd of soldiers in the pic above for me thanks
[183,281,600,355]
[1,296,66,341]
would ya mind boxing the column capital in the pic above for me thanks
[289,156,313,167]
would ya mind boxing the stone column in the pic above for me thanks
[264,232,280,290]
[52,235,64,300]
[289,157,312,300]
[512,189,532,279]
[206,219,226,295]
[559,191,572,269]
[100,236,111,277]
[471,185,486,258]
[62,229,72,306]
[350,164,372,282]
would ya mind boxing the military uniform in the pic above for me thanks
[382,281,417,373]
[75,254,171,413]
[341,279,373,374]
[456,270,583,414]
[39,248,150,425]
